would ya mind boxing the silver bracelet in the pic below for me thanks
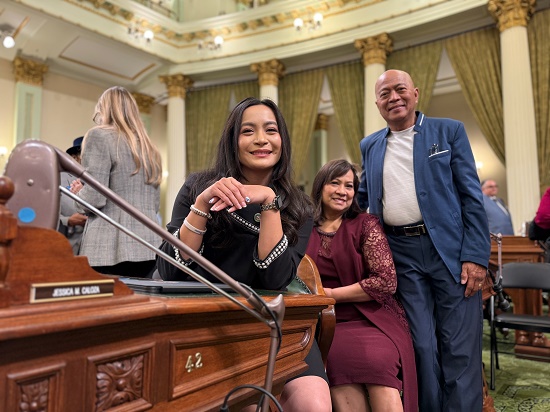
[183,217,207,235]
[190,204,212,220]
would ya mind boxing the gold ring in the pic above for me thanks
[479,282,483,288]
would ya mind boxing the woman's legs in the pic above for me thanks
[280,375,331,412]
[366,384,403,412]
[331,384,369,412]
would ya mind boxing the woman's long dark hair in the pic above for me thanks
[190,97,311,246]
[310,159,363,226]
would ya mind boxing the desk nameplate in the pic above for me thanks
[30,279,115,303]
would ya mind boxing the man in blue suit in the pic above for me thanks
[358,70,490,411]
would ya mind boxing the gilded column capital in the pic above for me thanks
[354,33,393,66]
[159,74,194,99]
[13,57,49,86]
[315,114,329,131]
[488,0,535,31]
[132,92,156,114]
[250,59,285,87]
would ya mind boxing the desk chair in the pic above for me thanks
[295,254,335,366]
[490,262,550,390]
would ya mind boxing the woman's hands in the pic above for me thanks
[195,177,275,214]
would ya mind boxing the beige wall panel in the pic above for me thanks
[427,91,507,204]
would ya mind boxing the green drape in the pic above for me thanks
[325,61,364,164]
[232,80,259,105]
[445,27,505,163]
[529,8,550,194]
[279,68,325,176]
[386,40,443,113]
[185,84,233,173]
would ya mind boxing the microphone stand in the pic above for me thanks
[489,233,510,312]
[10,141,284,412]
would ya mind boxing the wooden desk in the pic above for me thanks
[0,291,330,411]
[0,176,332,411]
[490,236,549,360]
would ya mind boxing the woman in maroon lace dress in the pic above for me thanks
[306,159,417,412]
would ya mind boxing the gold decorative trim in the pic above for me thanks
[159,74,194,99]
[354,33,393,66]
[132,92,156,114]
[69,0,383,47]
[13,57,49,86]
[488,0,536,31]
[250,59,285,86]
[315,114,329,131]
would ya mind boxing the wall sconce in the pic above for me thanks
[0,26,16,49]
[294,12,323,32]
[128,24,154,43]
[198,35,224,51]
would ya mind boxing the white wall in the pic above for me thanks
[427,91,507,203]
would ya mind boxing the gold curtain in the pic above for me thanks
[386,40,443,113]
[279,68,325,176]
[232,80,259,105]
[445,28,504,163]
[325,61,364,164]
[529,8,550,193]
[185,84,233,173]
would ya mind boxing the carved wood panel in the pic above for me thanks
[6,363,65,412]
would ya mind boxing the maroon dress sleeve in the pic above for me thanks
[358,216,410,331]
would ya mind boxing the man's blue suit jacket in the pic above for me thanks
[358,112,491,282]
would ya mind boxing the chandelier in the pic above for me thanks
[293,12,323,32]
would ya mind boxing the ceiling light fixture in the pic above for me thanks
[294,12,323,32]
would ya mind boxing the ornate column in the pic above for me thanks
[12,57,49,145]
[250,59,285,104]
[354,33,393,136]
[303,114,329,195]
[314,114,329,169]
[489,0,538,234]
[159,74,193,224]
[132,92,156,134]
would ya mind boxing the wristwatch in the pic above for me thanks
[260,195,283,212]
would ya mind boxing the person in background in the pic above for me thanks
[58,136,87,254]
[528,187,550,243]
[70,86,162,278]
[481,179,514,235]
[306,159,417,412]
[157,97,331,412]
[358,69,490,411]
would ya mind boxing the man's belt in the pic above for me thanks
[383,222,427,237]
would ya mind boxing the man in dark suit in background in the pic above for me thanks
[481,179,514,235]
[358,70,491,411]
[58,137,87,254]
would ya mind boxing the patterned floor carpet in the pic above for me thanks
[482,324,550,411]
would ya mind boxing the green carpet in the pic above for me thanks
[482,322,550,411]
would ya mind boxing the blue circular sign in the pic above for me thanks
[18,207,36,223]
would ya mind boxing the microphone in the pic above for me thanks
[493,277,511,311]
[4,140,284,411]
